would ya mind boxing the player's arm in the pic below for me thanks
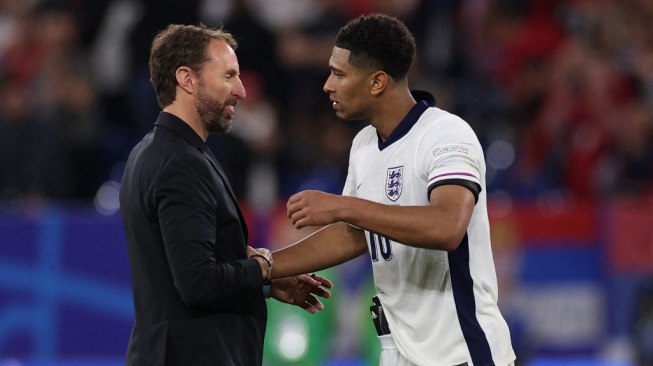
[287,184,475,252]
[270,221,368,279]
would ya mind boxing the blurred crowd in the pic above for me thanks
[0,0,652,210]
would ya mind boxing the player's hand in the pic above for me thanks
[287,190,343,229]
[247,246,271,261]
[271,273,333,314]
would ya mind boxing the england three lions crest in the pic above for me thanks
[386,166,403,201]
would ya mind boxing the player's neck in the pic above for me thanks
[370,88,416,142]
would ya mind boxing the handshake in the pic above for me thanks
[246,246,332,314]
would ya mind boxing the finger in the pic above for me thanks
[298,300,320,314]
[255,248,271,260]
[293,217,307,229]
[250,247,268,256]
[310,287,331,299]
[296,298,319,314]
[297,274,332,291]
[296,274,321,286]
[289,212,299,227]
[287,195,303,217]
[288,206,306,225]
[287,203,299,219]
[301,304,318,314]
[304,295,324,310]
[288,193,302,205]
[310,274,334,289]
[296,276,331,298]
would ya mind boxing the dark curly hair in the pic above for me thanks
[149,23,237,108]
[335,13,416,81]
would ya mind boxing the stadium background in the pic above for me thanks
[1,0,652,365]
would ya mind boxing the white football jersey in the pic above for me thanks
[342,92,515,366]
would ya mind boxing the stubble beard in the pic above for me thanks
[196,84,233,134]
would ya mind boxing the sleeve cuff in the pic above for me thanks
[263,282,271,299]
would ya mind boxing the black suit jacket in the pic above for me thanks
[119,112,267,366]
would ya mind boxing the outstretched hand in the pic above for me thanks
[271,273,333,314]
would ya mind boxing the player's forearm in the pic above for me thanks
[339,194,471,251]
[271,222,367,278]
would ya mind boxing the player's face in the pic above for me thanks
[194,39,246,134]
[323,46,373,121]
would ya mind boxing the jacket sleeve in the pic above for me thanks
[153,151,264,313]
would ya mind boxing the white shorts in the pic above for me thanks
[377,334,515,366]
[378,334,417,366]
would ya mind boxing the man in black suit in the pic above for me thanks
[119,23,332,366]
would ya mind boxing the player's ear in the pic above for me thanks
[369,71,387,96]
[176,66,195,94]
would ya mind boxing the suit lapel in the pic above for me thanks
[201,148,250,244]
[202,148,237,203]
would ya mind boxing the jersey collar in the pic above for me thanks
[378,90,436,151]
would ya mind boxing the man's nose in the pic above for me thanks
[234,77,246,99]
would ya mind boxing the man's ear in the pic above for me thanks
[175,66,195,95]
[369,71,388,96]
